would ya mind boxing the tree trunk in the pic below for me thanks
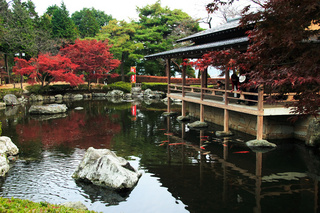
[121,52,125,82]
[5,54,10,84]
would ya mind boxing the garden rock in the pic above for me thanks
[0,154,9,176]
[246,139,277,153]
[55,94,63,101]
[72,147,141,190]
[60,201,88,210]
[107,90,124,97]
[92,93,107,97]
[0,136,19,156]
[162,111,178,117]
[0,102,6,108]
[29,104,68,114]
[73,94,83,100]
[3,94,20,106]
[131,87,142,95]
[187,121,208,129]
[0,136,19,177]
[306,118,320,147]
[215,131,234,137]
[29,94,44,102]
[177,115,191,121]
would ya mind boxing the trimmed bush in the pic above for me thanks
[0,88,23,99]
[103,81,132,93]
[141,82,167,92]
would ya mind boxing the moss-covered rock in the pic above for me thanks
[187,121,208,129]
[246,139,277,153]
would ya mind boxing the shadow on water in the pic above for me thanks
[0,99,319,213]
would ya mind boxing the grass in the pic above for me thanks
[0,197,98,213]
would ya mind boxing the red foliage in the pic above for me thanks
[194,0,320,115]
[16,111,121,149]
[13,53,84,86]
[60,39,121,84]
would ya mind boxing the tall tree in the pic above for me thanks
[60,39,120,87]
[95,19,143,81]
[51,2,78,40]
[135,1,201,76]
[71,8,100,38]
[72,8,113,38]
[196,0,320,115]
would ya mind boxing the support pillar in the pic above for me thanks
[166,58,171,112]
[200,104,204,122]
[257,85,264,140]
[224,109,229,132]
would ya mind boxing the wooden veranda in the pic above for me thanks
[145,18,295,140]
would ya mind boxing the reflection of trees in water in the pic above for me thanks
[15,111,121,150]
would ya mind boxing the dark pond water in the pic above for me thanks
[0,99,319,213]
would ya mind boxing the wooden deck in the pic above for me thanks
[166,84,297,140]
[168,84,294,116]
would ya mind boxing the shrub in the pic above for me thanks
[25,85,50,94]
[141,82,167,92]
[0,88,23,99]
[0,197,96,213]
[103,81,132,93]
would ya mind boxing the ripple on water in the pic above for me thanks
[0,149,88,204]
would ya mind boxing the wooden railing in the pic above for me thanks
[168,83,296,113]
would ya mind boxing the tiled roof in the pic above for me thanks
[177,19,242,43]
[145,36,248,59]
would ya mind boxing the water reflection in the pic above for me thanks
[0,100,319,213]
[156,116,320,213]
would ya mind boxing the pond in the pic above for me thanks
[0,99,319,213]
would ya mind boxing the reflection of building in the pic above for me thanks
[150,117,319,213]
[145,19,313,141]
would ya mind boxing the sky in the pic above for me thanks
[31,0,214,26]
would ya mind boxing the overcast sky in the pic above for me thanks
[31,0,212,25]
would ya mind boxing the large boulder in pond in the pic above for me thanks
[3,94,20,106]
[0,136,19,177]
[72,147,141,190]
[29,104,67,114]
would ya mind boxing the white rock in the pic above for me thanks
[73,147,141,190]
[0,136,19,156]
[29,104,67,114]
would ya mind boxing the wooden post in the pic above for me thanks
[166,58,171,112]
[257,85,264,140]
[182,100,186,116]
[182,63,186,97]
[200,104,204,122]
[224,69,230,132]
[224,109,229,132]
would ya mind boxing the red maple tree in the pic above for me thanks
[13,53,84,87]
[193,0,320,115]
[60,39,121,87]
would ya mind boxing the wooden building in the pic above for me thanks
[145,18,309,141]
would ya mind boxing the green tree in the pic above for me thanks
[72,8,113,38]
[51,2,78,40]
[95,19,143,81]
[135,1,201,76]
[72,8,100,38]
